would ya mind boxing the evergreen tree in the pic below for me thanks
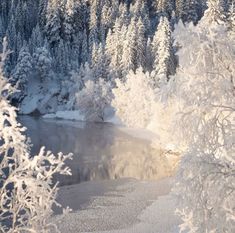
[6,16,17,64]
[92,43,109,81]
[89,0,101,49]
[105,19,125,78]
[38,0,48,29]
[152,17,176,86]
[175,0,185,20]
[136,18,147,70]
[182,0,203,24]
[202,0,227,24]
[12,45,33,99]
[228,2,235,33]
[119,3,130,26]
[100,0,112,44]
[64,0,76,41]
[33,47,53,82]
[155,0,174,17]
[29,24,44,54]
[0,17,4,39]
[121,18,137,75]
[80,29,89,64]
[45,0,62,45]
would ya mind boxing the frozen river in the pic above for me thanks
[19,116,178,186]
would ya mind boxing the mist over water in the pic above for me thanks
[19,116,178,186]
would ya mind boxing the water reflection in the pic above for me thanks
[19,116,178,186]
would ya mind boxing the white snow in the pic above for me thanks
[43,110,85,121]
[52,178,181,233]
[19,77,60,114]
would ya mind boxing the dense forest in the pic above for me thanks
[0,0,233,116]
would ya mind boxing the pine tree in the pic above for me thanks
[45,0,62,45]
[105,18,125,78]
[176,0,205,24]
[6,16,17,64]
[54,40,70,74]
[183,0,203,24]
[12,45,33,100]
[119,3,130,26]
[146,37,154,72]
[64,0,76,41]
[155,0,174,17]
[33,47,53,82]
[228,3,235,33]
[80,29,89,64]
[0,17,4,39]
[29,24,44,54]
[136,18,147,70]
[121,18,137,75]
[175,0,185,20]
[38,0,48,29]
[92,43,109,81]
[100,0,112,44]
[89,0,101,49]
[152,17,176,86]
[202,0,227,25]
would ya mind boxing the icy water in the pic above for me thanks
[19,116,178,186]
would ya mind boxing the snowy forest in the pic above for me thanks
[0,0,235,232]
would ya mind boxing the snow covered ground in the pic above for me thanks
[52,178,180,233]
[43,110,85,121]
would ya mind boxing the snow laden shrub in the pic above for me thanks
[0,39,73,232]
[112,68,155,128]
[173,22,235,233]
[76,79,113,121]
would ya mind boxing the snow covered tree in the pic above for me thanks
[54,40,70,74]
[80,29,89,64]
[45,0,62,45]
[112,68,155,128]
[228,3,235,33]
[33,46,53,82]
[28,24,44,54]
[63,0,76,41]
[89,0,101,49]
[38,0,48,29]
[202,0,227,25]
[0,17,4,39]
[12,44,33,100]
[173,20,235,233]
[183,0,203,24]
[76,79,113,121]
[6,16,17,63]
[175,0,185,20]
[136,18,147,70]
[105,19,126,79]
[152,17,176,87]
[0,38,73,233]
[121,18,137,75]
[155,0,174,17]
[100,0,112,43]
[119,3,130,26]
[175,0,206,24]
[91,43,110,81]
